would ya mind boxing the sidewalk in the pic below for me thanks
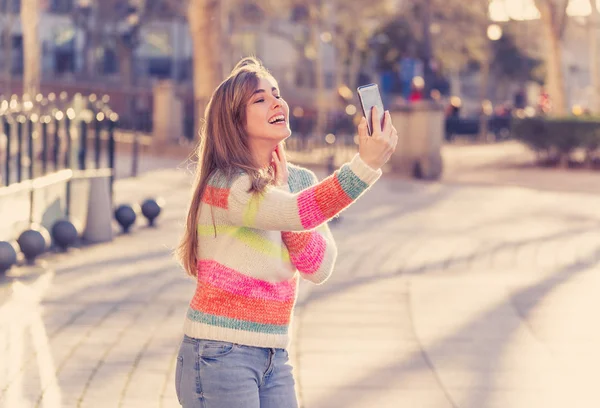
[1,149,600,407]
[295,167,600,407]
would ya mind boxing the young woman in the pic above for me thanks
[175,57,398,408]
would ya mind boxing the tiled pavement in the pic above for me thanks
[2,152,600,407]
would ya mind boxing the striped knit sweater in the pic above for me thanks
[183,153,382,349]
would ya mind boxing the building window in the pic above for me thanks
[325,72,334,89]
[102,47,119,75]
[0,0,20,13]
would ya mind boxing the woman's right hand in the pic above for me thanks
[358,107,398,170]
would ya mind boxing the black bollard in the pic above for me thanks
[141,199,162,227]
[51,219,78,252]
[17,228,48,265]
[114,204,137,233]
[0,241,17,274]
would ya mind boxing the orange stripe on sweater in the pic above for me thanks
[281,231,312,255]
[314,176,353,219]
[190,281,295,326]
[202,185,229,209]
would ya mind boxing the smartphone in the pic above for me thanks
[357,83,385,135]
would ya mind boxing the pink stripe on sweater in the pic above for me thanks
[297,188,326,229]
[289,232,326,274]
[197,260,296,302]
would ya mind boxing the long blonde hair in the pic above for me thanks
[176,57,282,277]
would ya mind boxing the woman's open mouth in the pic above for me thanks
[268,114,286,125]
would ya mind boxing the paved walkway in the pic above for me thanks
[295,170,600,408]
[1,152,600,407]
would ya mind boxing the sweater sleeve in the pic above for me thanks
[226,154,381,232]
[282,167,338,284]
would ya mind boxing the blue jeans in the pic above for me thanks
[175,335,298,408]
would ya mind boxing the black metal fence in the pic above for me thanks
[1,92,119,190]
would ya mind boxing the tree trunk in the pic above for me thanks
[309,5,327,138]
[589,0,600,113]
[478,51,490,142]
[20,0,41,97]
[84,29,97,78]
[348,43,361,91]
[534,0,568,116]
[543,24,567,115]
[2,21,13,94]
[332,35,348,92]
[332,42,346,112]
[219,0,234,78]
[188,0,221,139]
[117,41,136,128]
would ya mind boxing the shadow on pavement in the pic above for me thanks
[307,245,600,408]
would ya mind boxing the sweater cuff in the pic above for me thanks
[348,154,382,185]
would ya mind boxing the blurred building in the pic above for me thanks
[0,1,345,127]
[0,2,336,91]
[0,1,191,82]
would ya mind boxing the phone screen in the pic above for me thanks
[357,84,385,135]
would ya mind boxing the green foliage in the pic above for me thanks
[422,0,489,73]
[512,117,600,157]
[371,18,420,71]
[491,30,543,84]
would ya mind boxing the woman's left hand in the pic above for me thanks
[272,143,289,187]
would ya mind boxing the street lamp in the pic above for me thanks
[117,5,142,131]
[479,23,503,142]
[487,24,503,41]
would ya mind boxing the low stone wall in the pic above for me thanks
[0,169,112,243]
[0,170,71,242]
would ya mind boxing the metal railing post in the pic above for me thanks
[108,115,117,204]
[27,116,34,180]
[41,117,48,175]
[2,116,9,186]
[78,119,88,170]
[16,116,23,183]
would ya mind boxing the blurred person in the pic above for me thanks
[538,87,551,115]
[408,76,425,102]
[174,57,398,408]
[446,96,462,118]
[514,88,526,110]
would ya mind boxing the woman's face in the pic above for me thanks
[245,76,291,146]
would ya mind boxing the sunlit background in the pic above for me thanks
[2,1,600,407]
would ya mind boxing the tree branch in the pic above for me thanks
[265,23,306,52]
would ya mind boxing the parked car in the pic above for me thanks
[445,114,512,142]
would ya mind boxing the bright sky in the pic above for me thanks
[490,0,600,21]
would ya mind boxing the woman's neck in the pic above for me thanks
[250,140,276,169]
